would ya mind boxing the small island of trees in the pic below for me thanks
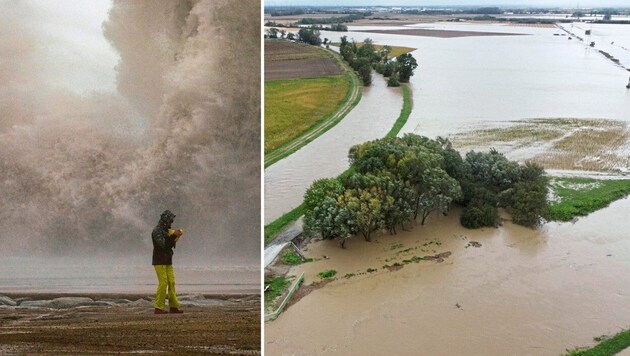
[303,134,549,248]
[339,36,418,87]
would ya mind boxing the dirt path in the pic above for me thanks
[0,298,260,355]
[264,54,361,167]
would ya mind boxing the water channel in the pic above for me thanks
[264,74,402,224]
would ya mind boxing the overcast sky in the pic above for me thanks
[21,0,118,94]
[265,0,630,7]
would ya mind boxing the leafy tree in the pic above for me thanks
[464,149,520,193]
[338,185,384,242]
[506,181,549,227]
[380,45,392,62]
[396,53,418,82]
[387,72,400,87]
[461,203,500,229]
[352,57,372,86]
[304,178,344,211]
[357,39,377,61]
[500,161,549,227]
[415,168,462,225]
[303,179,346,240]
[286,32,295,41]
[298,28,322,46]
[382,61,396,77]
[266,28,279,39]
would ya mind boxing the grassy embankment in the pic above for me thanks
[567,328,630,355]
[264,84,412,246]
[549,177,630,221]
[264,40,362,168]
[264,276,290,310]
[331,43,416,57]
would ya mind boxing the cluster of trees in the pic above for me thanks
[468,7,503,15]
[339,36,418,87]
[305,24,348,32]
[297,28,321,45]
[303,134,549,248]
[268,9,306,17]
[265,27,287,39]
[297,13,370,25]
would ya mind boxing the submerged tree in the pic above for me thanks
[303,134,550,248]
[297,28,321,46]
[396,53,418,82]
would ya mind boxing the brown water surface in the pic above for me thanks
[265,199,630,355]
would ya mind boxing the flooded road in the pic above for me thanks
[264,74,402,224]
[266,198,630,355]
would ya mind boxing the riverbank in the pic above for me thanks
[0,293,260,354]
[264,83,412,245]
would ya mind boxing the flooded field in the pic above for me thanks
[319,22,630,139]
[266,22,630,355]
[264,74,401,223]
[452,118,630,173]
[266,199,630,355]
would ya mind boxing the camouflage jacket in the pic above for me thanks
[152,223,177,265]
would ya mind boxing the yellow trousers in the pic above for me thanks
[153,265,180,310]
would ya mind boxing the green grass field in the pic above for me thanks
[331,43,416,57]
[549,177,630,221]
[264,75,350,153]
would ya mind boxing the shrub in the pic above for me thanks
[318,270,337,279]
[387,73,400,87]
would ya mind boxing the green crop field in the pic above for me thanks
[264,75,350,153]
[331,43,416,57]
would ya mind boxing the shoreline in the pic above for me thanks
[1,292,259,301]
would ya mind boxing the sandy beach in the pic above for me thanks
[0,293,260,355]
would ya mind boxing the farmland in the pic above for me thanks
[265,40,344,81]
[264,40,358,159]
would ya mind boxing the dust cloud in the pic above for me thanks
[0,0,260,265]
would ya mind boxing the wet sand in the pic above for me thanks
[266,200,630,355]
[0,294,260,355]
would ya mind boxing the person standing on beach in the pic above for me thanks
[152,210,184,314]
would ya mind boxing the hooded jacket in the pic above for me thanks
[152,215,177,265]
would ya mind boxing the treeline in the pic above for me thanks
[268,9,306,17]
[305,24,348,32]
[339,36,417,87]
[303,134,549,248]
[297,13,371,25]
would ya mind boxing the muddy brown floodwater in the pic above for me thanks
[265,199,630,355]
